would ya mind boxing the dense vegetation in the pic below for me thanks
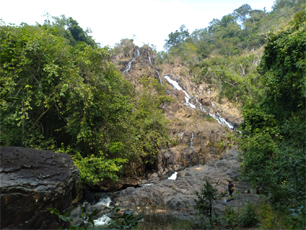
[239,5,305,218]
[157,0,304,104]
[1,0,305,228]
[0,17,171,184]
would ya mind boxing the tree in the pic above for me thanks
[194,180,227,229]
[233,4,252,25]
[1,20,173,184]
[239,7,306,209]
[164,25,190,50]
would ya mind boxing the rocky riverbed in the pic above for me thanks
[73,149,259,226]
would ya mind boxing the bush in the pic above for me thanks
[258,203,280,229]
[223,206,239,229]
[239,201,259,227]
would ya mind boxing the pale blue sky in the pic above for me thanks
[1,0,275,51]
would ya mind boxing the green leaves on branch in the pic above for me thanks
[73,152,128,184]
[238,7,306,211]
[1,19,172,185]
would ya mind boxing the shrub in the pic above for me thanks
[239,201,259,227]
[179,67,188,77]
[223,206,239,229]
[258,203,279,229]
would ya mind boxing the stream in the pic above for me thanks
[91,172,178,226]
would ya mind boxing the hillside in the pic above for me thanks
[0,0,305,229]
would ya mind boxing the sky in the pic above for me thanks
[1,0,276,51]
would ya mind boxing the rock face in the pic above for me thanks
[107,42,243,190]
[113,150,258,217]
[0,147,83,229]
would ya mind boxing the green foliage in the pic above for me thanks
[239,201,259,227]
[194,180,227,229]
[105,204,144,229]
[258,203,280,229]
[238,7,306,221]
[73,152,128,184]
[258,6,306,120]
[42,14,96,47]
[49,205,144,230]
[0,18,172,185]
[160,1,303,70]
[48,207,97,230]
[288,205,306,229]
[164,25,190,51]
[223,206,239,229]
[193,54,262,104]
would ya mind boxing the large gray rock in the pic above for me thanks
[0,147,83,229]
[114,150,259,218]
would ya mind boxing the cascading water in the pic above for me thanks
[92,195,112,226]
[164,75,236,130]
[122,47,140,73]
[168,172,177,180]
[148,51,163,85]
[164,76,196,109]
[94,215,111,226]
[189,132,194,148]
[96,196,112,206]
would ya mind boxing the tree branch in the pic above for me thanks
[30,102,55,130]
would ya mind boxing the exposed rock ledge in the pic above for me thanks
[76,150,259,223]
[114,150,259,214]
[0,147,83,229]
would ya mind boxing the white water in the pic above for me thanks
[141,183,153,187]
[123,47,140,73]
[189,132,194,148]
[164,76,196,109]
[94,215,111,226]
[96,196,112,207]
[209,112,234,129]
[148,52,163,85]
[92,195,112,226]
[168,172,177,180]
[164,75,236,130]
[123,58,136,73]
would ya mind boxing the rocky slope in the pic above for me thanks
[108,41,243,188]
[69,43,255,226]
[114,150,258,213]
[72,150,259,226]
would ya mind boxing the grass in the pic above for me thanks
[135,214,195,230]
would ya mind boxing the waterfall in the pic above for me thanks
[164,75,236,130]
[147,51,163,85]
[164,76,195,109]
[96,196,112,207]
[189,132,194,148]
[168,172,177,180]
[94,215,111,226]
[122,58,135,73]
[92,194,113,226]
[122,47,140,73]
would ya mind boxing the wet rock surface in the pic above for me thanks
[0,147,82,229]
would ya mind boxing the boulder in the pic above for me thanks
[0,147,82,229]
[94,177,139,192]
[114,150,259,217]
